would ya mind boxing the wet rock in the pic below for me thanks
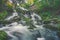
[57,31,60,38]
[43,24,58,31]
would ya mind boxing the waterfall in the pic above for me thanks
[5,11,18,20]
[0,11,59,40]
[0,11,44,40]
[0,0,60,40]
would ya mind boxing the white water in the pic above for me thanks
[5,11,18,20]
[37,38,45,40]
[0,22,32,40]
[0,0,59,40]
[0,11,59,40]
[0,11,45,40]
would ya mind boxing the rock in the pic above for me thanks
[57,31,60,38]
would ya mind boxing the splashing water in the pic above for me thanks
[5,11,18,20]
[0,11,59,40]
[0,0,60,40]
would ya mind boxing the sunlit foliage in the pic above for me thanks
[26,0,34,5]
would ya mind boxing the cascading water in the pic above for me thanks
[0,11,59,40]
[0,0,60,40]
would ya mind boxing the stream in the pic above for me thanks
[0,0,60,40]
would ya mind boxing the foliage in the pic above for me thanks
[6,0,13,9]
[26,0,34,5]
[0,11,8,21]
[0,31,7,40]
[0,0,6,12]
